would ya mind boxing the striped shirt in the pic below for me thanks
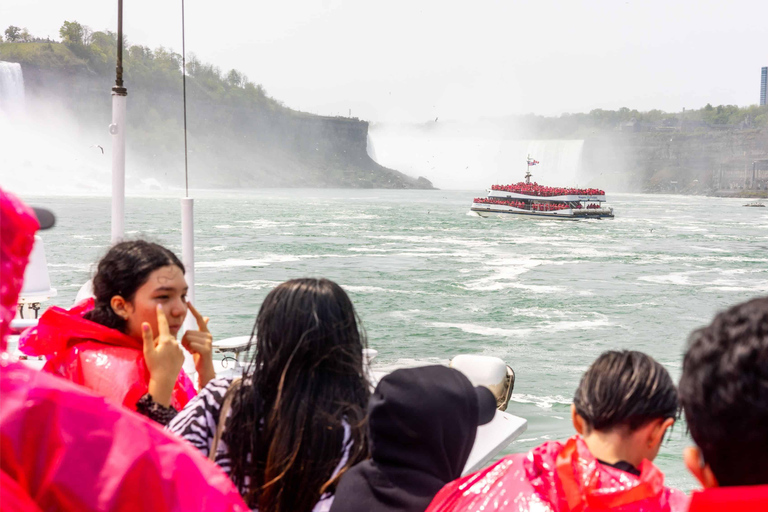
[167,376,351,512]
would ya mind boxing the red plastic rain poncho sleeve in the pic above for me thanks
[0,358,250,512]
[19,299,196,412]
[425,436,689,512]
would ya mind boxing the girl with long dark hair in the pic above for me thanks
[21,240,215,424]
[168,278,370,512]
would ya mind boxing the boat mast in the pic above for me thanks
[110,0,127,244]
[524,155,532,184]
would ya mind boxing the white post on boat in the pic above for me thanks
[110,94,126,244]
[179,0,198,378]
[110,0,127,244]
[180,0,194,312]
[181,197,195,311]
[181,196,198,374]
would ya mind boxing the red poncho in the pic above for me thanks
[426,436,688,512]
[19,298,196,411]
[0,358,249,512]
[687,485,768,511]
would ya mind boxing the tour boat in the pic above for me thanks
[471,166,614,220]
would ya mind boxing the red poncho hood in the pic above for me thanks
[0,187,38,350]
[21,298,141,355]
[426,436,689,512]
[19,298,196,411]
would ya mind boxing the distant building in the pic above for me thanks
[762,67,767,106]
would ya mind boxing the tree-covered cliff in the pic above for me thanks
[0,22,434,189]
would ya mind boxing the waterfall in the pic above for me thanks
[368,123,585,190]
[366,133,378,162]
[0,61,25,115]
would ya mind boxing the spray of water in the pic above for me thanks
[0,62,166,196]
[368,121,585,190]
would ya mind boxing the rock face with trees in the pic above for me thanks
[0,21,434,190]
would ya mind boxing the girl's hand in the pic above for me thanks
[143,304,185,407]
[181,302,216,389]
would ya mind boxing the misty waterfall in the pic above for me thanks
[0,61,25,115]
[367,124,585,190]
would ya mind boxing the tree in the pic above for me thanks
[226,69,245,88]
[82,25,93,45]
[59,20,85,46]
[4,25,21,42]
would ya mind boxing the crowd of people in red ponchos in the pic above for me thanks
[474,198,608,212]
[473,198,527,208]
[490,182,605,197]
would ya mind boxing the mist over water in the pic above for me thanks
[0,62,173,197]
[368,122,585,190]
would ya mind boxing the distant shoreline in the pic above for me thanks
[709,190,768,199]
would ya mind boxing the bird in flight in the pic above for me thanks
[90,144,104,154]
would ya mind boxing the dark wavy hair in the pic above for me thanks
[573,350,678,432]
[83,240,184,332]
[225,278,370,512]
[679,297,768,486]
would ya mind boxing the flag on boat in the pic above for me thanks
[527,158,540,166]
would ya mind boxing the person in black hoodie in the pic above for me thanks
[330,365,497,512]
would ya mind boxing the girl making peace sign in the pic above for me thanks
[21,240,215,424]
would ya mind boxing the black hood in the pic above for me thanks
[331,365,492,512]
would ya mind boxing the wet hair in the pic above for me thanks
[83,240,184,332]
[225,278,370,512]
[679,297,768,487]
[573,350,678,432]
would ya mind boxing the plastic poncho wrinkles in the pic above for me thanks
[19,298,196,411]
[425,436,689,512]
[0,187,38,350]
[0,358,250,512]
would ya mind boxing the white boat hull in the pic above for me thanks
[471,206,614,220]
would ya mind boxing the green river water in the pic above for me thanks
[23,189,768,491]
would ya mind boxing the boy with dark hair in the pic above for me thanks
[679,297,768,509]
[426,350,687,512]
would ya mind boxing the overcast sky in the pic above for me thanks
[4,0,767,123]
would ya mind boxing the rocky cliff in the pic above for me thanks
[2,43,434,190]
[580,129,768,195]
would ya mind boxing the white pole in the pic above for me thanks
[181,197,196,374]
[110,92,126,244]
[110,0,127,245]
[181,197,195,304]
[181,196,195,313]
